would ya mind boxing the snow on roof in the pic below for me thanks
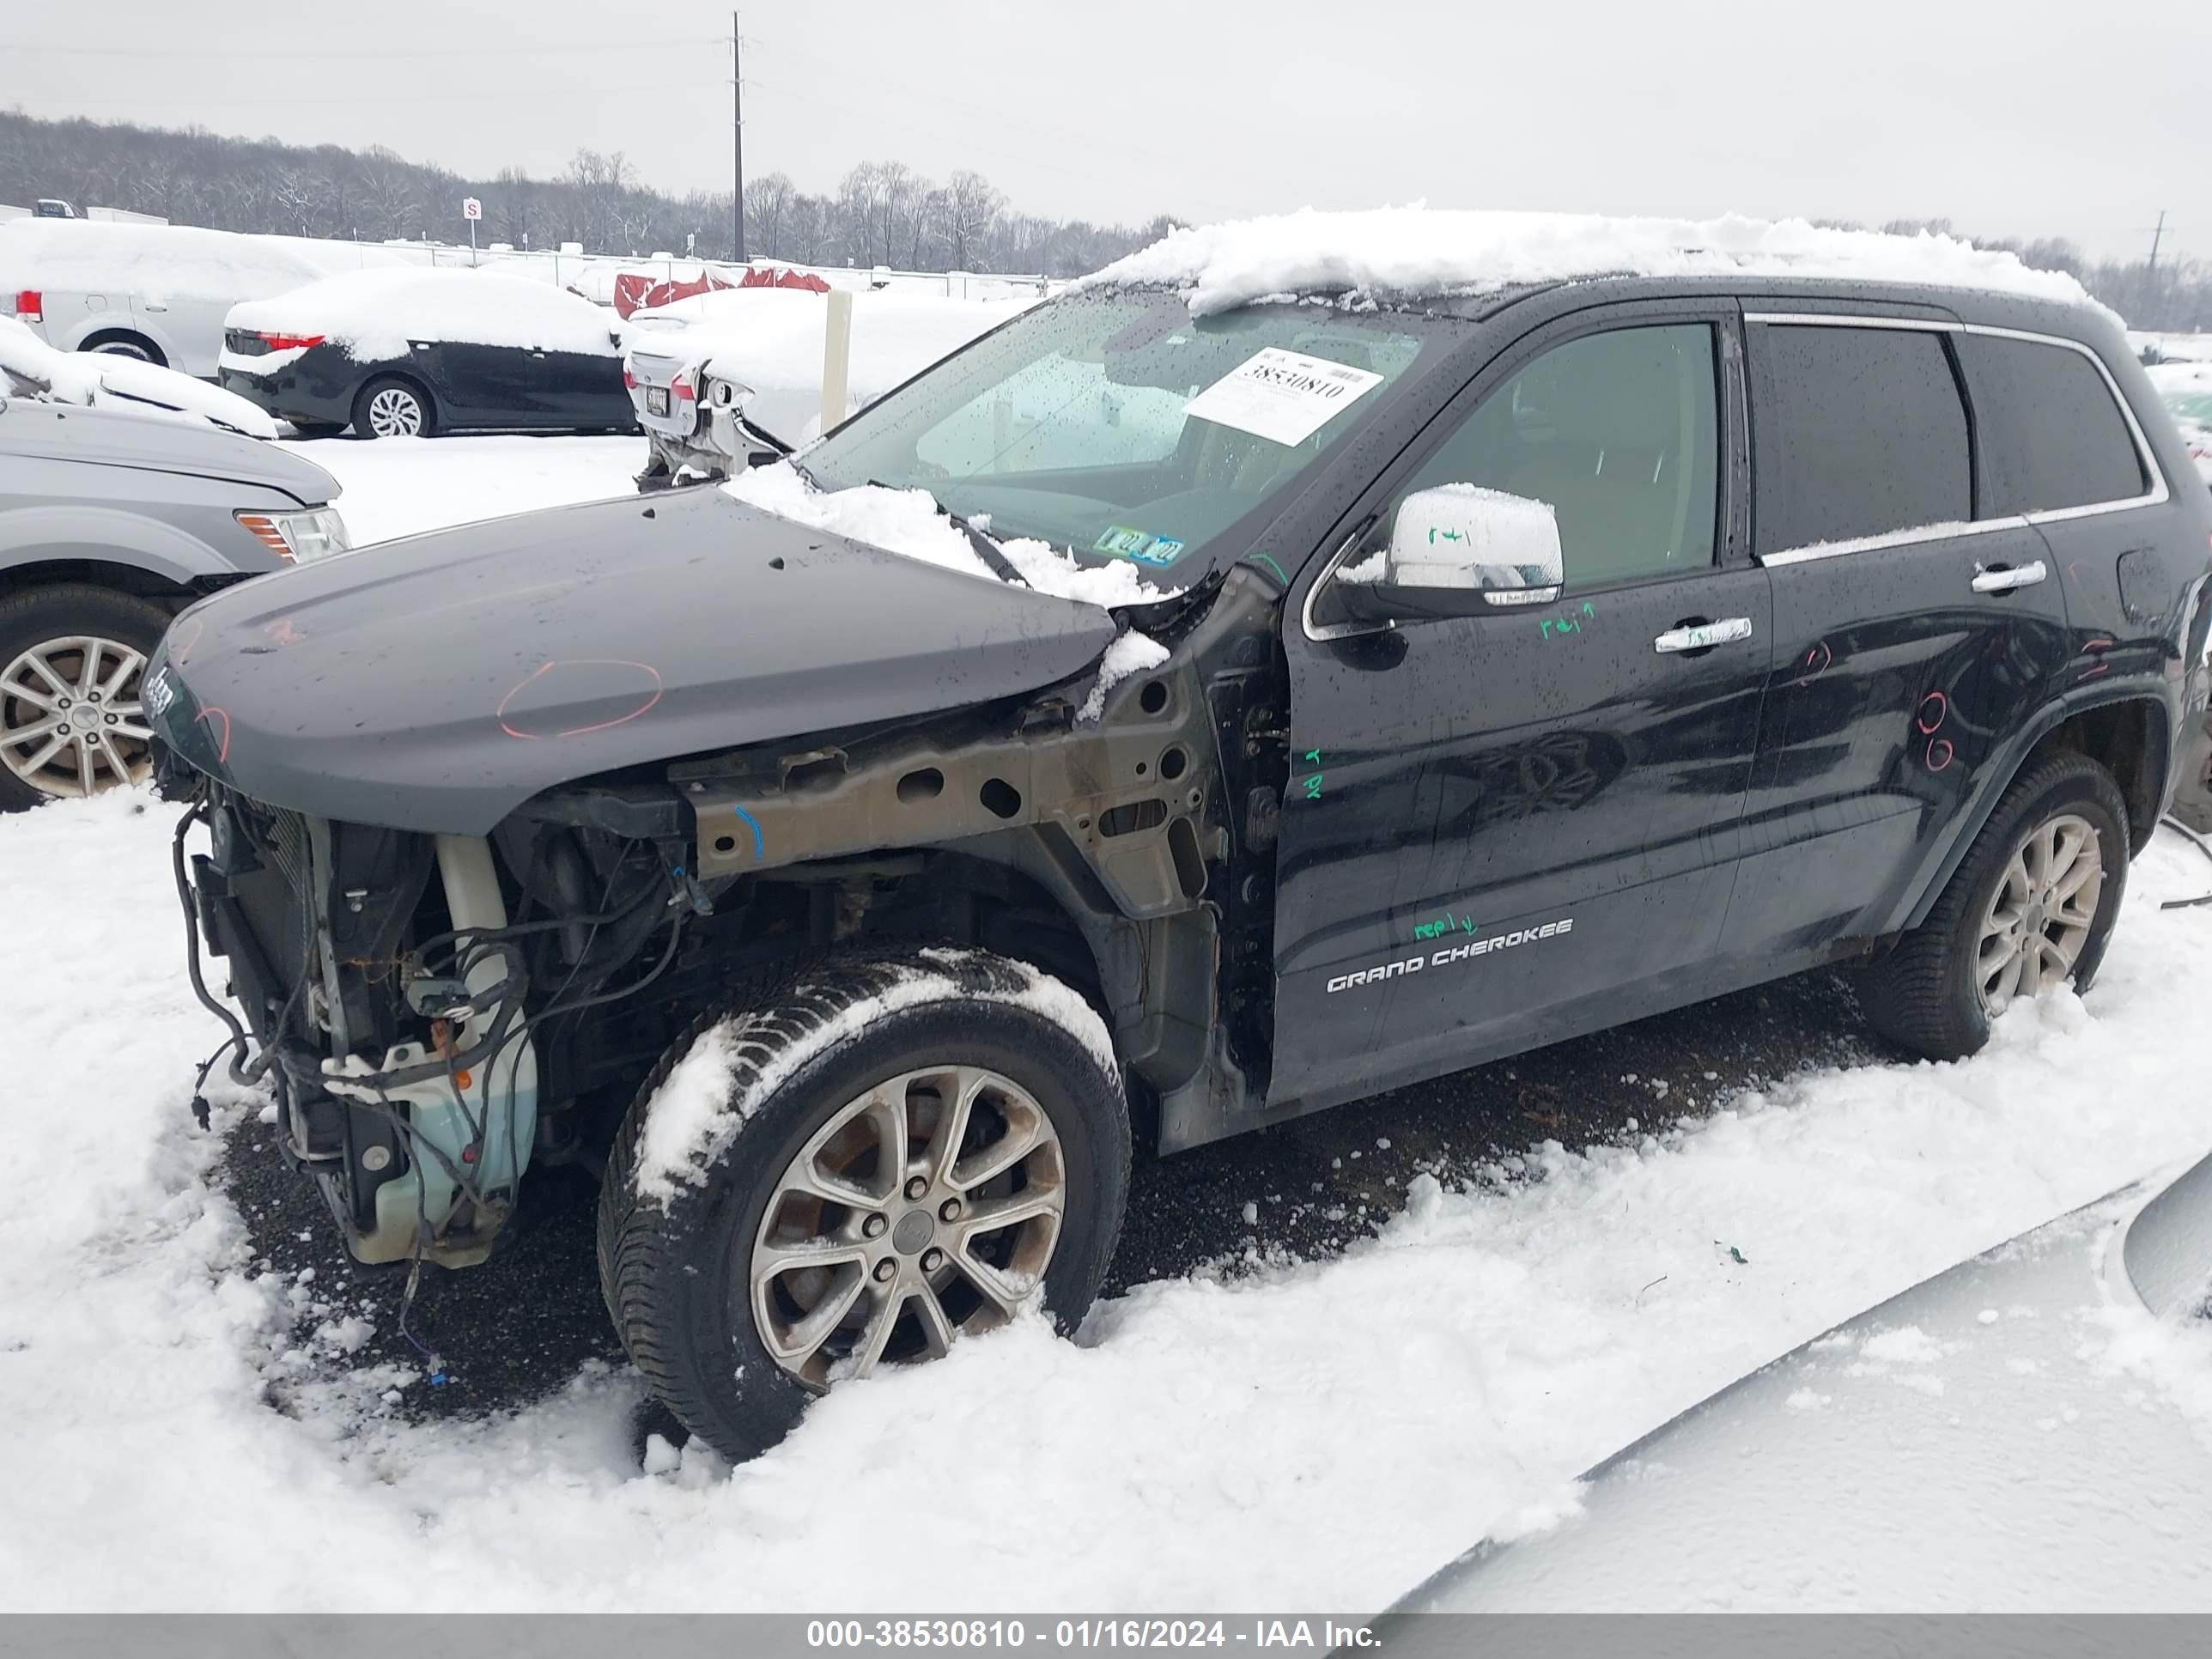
[1085,207,2100,318]
[0,220,339,306]
[226,267,623,362]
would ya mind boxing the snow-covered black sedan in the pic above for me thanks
[216,268,635,440]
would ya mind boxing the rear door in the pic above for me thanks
[1273,301,1771,1111]
[1722,313,2074,963]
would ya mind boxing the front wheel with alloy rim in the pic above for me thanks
[598,950,1131,1462]
[0,584,171,811]
[352,376,434,439]
[1858,751,2130,1061]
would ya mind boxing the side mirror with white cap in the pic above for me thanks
[1336,484,1565,621]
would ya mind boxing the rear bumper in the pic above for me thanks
[219,364,356,430]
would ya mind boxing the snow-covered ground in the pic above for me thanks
[3,798,2211,1611]
[3,430,2210,1612]
[298,432,643,544]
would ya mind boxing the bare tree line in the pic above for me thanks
[0,110,1170,276]
[5,112,2209,323]
[1816,216,2211,333]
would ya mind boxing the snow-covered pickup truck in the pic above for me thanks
[144,208,2212,1467]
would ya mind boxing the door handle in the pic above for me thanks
[142,302,167,313]
[1972,560,2047,594]
[1653,617,1753,653]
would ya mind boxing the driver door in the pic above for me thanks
[1270,301,1772,1112]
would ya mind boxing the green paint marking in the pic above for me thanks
[1304,774,1324,801]
[1246,553,1291,586]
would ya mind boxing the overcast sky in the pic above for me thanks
[7,0,2201,262]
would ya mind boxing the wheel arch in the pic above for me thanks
[1899,688,2172,933]
[76,327,167,367]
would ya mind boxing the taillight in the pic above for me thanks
[255,331,324,351]
[672,370,696,402]
[621,362,637,391]
[11,289,41,322]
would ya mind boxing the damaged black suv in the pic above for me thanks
[148,258,2212,1460]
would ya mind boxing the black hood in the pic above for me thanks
[146,485,1121,834]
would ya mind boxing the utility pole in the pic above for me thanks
[732,10,746,264]
[2148,208,2166,274]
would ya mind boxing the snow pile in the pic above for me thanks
[626,287,1035,444]
[9,788,2212,1608]
[0,313,277,438]
[634,949,1117,1204]
[226,268,624,363]
[725,462,1168,606]
[1088,207,2100,318]
[0,219,335,307]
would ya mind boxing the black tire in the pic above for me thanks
[1858,752,2130,1060]
[287,422,347,441]
[598,949,1131,1462]
[0,583,174,812]
[81,331,163,366]
[350,375,435,439]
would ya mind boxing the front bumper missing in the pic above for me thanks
[180,807,541,1269]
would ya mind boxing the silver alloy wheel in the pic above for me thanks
[1975,811,2104,1016]
[365,386,424,437]
[750,1064,1066,1389]
[0,634,155,799]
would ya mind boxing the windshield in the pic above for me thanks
[800,290,1461,588]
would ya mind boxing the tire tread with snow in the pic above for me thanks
[597,949,1131,1462]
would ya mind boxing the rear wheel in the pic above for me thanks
[80,331,162,366]
[1859,753,2130,1060]
[352,376,434,439]
[598,949,1130,1462]
[0,584,170,811]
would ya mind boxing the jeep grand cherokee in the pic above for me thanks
[143,212,2212,1462]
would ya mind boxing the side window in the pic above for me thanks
[1954,333,2148,514]
[1752,325,1971,553]
[1388,323,1719,588]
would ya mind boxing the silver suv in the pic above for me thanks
[0,392,345,808]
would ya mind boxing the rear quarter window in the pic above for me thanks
[1955,333,2148,514]
[1752,324,1972,553]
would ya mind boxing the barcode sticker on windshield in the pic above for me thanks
[1183,347,1384,447]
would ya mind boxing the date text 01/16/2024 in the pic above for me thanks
[803,1618,1378,1649]
[1325,917,1576,995]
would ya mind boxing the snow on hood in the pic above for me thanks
[1085,206,2100,318]
[0,219,336,307]
[0,314,278,438]
[725,461,1167,607]
[225,268,623,362]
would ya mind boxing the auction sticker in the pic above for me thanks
[1183,347,1383,447]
